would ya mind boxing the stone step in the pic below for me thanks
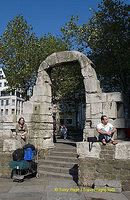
[53,147,77,153]
[54,144,76,149]
[50,151,77,157]
[39,165,78,175]
[38,170,78,181]
[39,159,77,168]
[45,155,77,163]
[55,141,76,146]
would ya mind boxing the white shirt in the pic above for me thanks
[97,123,114,133]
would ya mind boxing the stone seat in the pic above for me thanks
[3,139,22,152]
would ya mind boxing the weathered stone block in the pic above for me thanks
[86,93,106,103]
[30,95,52,103]
[56,51,78,64]
[81,64,95,79]
[76,142,101,158]
[2,130,12,138]
[23,101,52,115]
[24,114,53,123]
[28,122,52,130]
[83,129,96,141]
[23,102,39,114]
[102,102,117,118]
[107,92,123,102]
[90,103,103,118]
[38,61,49,71]
[3,139,22,152]
[42,138,54,149]
[110,118,125,128]
[0,153,12,178]
[117,103,124,118]
[85,104,91,118]
[84,78,101,93]
[33,84,52,97]
[36,68,51,85]
[115,142,130,159]
[0,115,17,123]
[45,52,59,67]
[90,119,101,128]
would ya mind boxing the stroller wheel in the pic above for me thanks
[36,173,40,178]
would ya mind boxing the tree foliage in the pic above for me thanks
[61,0,130,99]
[0,15,40,98]
[50,61,85,104]
[0,15,68,99]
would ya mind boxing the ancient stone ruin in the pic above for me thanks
[22,50,125,148]
[0,51,129,190]
[0,50,127,150]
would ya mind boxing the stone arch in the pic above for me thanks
[23,51,124,149]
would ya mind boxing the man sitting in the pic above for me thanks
[96,115,118,145]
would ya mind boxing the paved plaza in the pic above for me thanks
[0,176,129,200]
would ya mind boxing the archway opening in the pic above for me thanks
[47,60,85,141]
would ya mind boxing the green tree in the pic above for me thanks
[39,33,68,59]
[0,15,68,99]
[61,0,130,115]
[0,15,40,99]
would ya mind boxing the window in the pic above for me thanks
[66,119,72,125]
[16,91,20,97]
[6,99,9,105]
[0,71,2,74]
[12,90,15,95]
[1,109,3,116]
[5,109,8,115]
[4,82,7,87]
[1,100,4,106]
[59,113,64,125]
[60,119,64,125]
[66,112,73,125]
[12,99,15,105]
[1,91,10,96]
[0,82,2,87]
[0,75,3,79]
[12,109,15,114]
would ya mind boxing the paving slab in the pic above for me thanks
[0,177,129,200]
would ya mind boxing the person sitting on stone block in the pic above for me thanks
[16,117,28,145]
[96,115,118,145]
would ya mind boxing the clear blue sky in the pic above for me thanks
[0,0,129,38]
[0,0,102,38]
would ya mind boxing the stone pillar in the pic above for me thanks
[23,69,54,149]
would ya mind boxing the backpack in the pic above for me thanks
[24,148,34,161]
[23,143,35,151]
[9,160,29,170]
[12,148,24,161]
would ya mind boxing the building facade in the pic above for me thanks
[0,67,24,116]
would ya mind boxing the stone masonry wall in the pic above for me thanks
[84,92,126,141]
[77,142,130,191]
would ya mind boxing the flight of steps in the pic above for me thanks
[38,139,78,181]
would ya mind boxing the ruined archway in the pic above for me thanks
[23,51,124,149]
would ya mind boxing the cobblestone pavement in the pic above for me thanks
[0,177,129,200]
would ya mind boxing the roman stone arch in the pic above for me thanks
[23,51,124,149]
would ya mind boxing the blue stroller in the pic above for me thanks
[9,145,39,182]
